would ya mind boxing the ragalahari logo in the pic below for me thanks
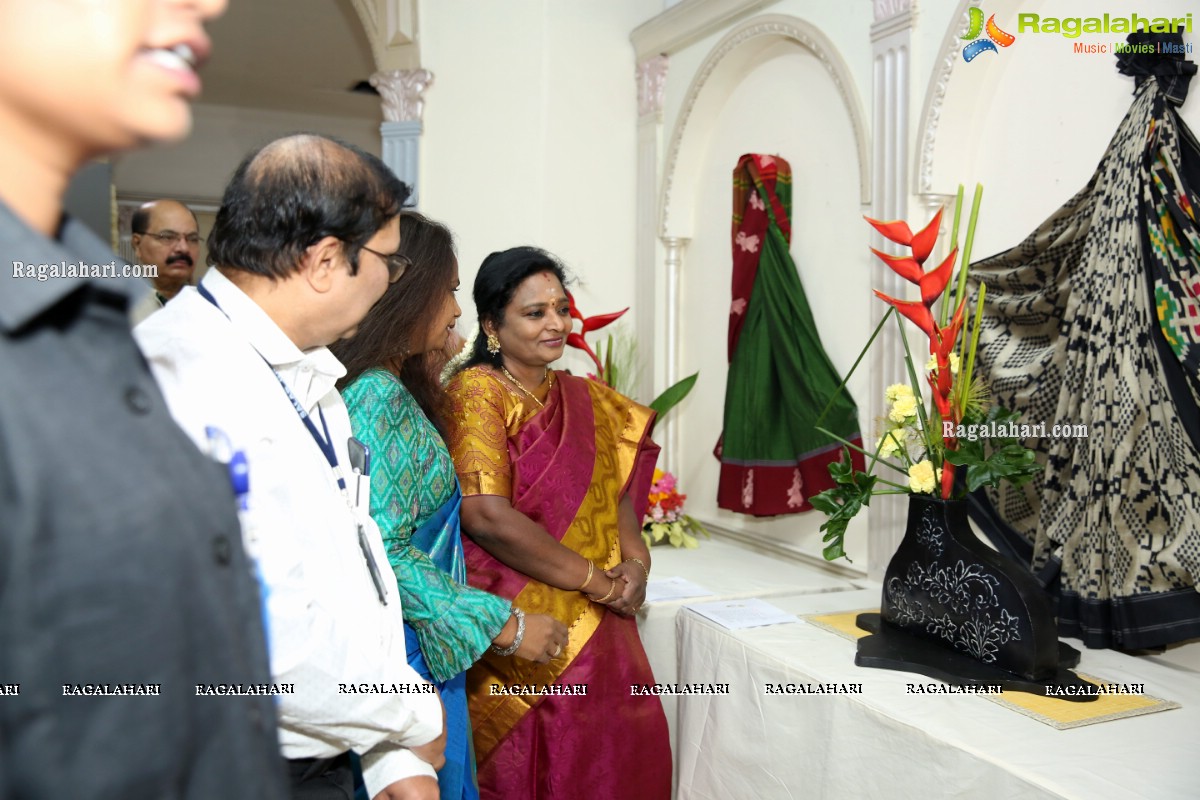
[961,7,1016,62]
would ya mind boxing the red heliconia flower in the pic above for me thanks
[864,216,914,247]
[567,331,602,374]
[869,248,924,283]
[567,292,585,323]
[866,207,962,501]
[564,294,628,379]
[940,460,957,499]
[865,208,943,265]
[581,309,628,334]
[920,249,957,306]
[872,291,935,337]
[909,208,943,265]
[566,292,628,333]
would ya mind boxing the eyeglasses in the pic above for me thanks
[139,230,201,246]
[360,245,412,284]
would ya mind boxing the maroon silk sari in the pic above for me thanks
[445,367,671,800]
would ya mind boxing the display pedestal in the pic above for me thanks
[855,496,1095,699]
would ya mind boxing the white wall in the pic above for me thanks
[113,103,382,202]
[655,1,875,567]
[918,0,1200,259]
[417,0,661,377]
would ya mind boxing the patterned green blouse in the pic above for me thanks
[342,368,510,683]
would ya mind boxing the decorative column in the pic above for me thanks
[869,0,915,580]
[635,55,669,405]
[370,68,433,205]
[659,235,688,475]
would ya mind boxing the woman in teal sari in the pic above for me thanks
[334,212,567,800]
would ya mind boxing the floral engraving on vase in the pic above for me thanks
[914,508,944,557]
[886,556,1024,665]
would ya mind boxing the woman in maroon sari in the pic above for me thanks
[444,247,671,799]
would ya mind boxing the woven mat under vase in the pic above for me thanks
[803,610,1180,729]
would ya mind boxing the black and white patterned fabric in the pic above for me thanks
[967,67,1200,649]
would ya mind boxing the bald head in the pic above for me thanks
[208,133,410,280]
[131,199,200,298]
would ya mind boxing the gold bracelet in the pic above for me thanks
[575,560,595,592]
[623,557,649,580]
[595,578,620,604]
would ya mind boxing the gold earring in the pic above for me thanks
[486,333,501,355]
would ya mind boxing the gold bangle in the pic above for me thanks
[575,560,595,592]
[596,578,619,604]
[623,557,649,580]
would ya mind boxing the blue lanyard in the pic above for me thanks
[198,283,346,490]
[197,281,388,604]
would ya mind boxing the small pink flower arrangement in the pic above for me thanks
[643,469,709,549]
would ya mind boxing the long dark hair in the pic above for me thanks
[333,210,456,434]
[463,246,569,371]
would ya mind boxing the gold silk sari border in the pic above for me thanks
[466,377,634,760]
[456,470,511,498]
[598,381,657,498]
[446,367,558,500]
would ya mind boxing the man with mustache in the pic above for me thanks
[130,198,200,323]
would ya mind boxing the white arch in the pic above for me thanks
[348,0,384,69]
[659,14,872,239]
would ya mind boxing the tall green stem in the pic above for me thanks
[959,282,986,409]
[939,184,965,327]
[953,184,984,416]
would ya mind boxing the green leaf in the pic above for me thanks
[809,450,876,562]
[650,372,699,422]
[944,404,1042,493]
[822,537,846,561]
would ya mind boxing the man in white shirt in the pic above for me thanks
[136,134,443,800]
[129,198,201,324]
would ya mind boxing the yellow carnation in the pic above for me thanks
[885,383,914,403]
[907,460,940,494]
[878,429,905,458]
[889,394,918,423]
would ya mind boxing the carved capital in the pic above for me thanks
[873,0,913,23]
[637,55,669,118]
[370,68,434,122]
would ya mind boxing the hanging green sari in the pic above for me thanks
[715,153,863,515]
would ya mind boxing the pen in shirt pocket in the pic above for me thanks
[205,425,252,534]
[347,436,370,509]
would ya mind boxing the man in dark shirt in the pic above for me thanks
[0,1,287,797]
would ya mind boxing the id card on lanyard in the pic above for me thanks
[198,282,389,606]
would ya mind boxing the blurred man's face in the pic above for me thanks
[132,201,199,294]
[329,216,400,344]
[0,0,227,158]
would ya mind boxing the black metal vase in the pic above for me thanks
[855,495,1095,698]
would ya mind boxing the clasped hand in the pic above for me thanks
[596,561,646,617]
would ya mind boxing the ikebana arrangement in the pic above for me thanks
[810,185,1041,561]
[566,295,706,548]
[811,186,1089,696]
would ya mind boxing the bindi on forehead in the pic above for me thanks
[511,272,566,308]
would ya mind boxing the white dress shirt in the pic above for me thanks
[135,268,442,790]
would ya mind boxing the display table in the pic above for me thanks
[633,538,859,791]
[673,588,1199,799]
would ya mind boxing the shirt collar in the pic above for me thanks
[200,268,346,409]
[0,199,139,333]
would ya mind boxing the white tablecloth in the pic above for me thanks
[633,538,858,794]
[673,588,1200,800]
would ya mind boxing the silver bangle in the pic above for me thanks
[491,607,525,657]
